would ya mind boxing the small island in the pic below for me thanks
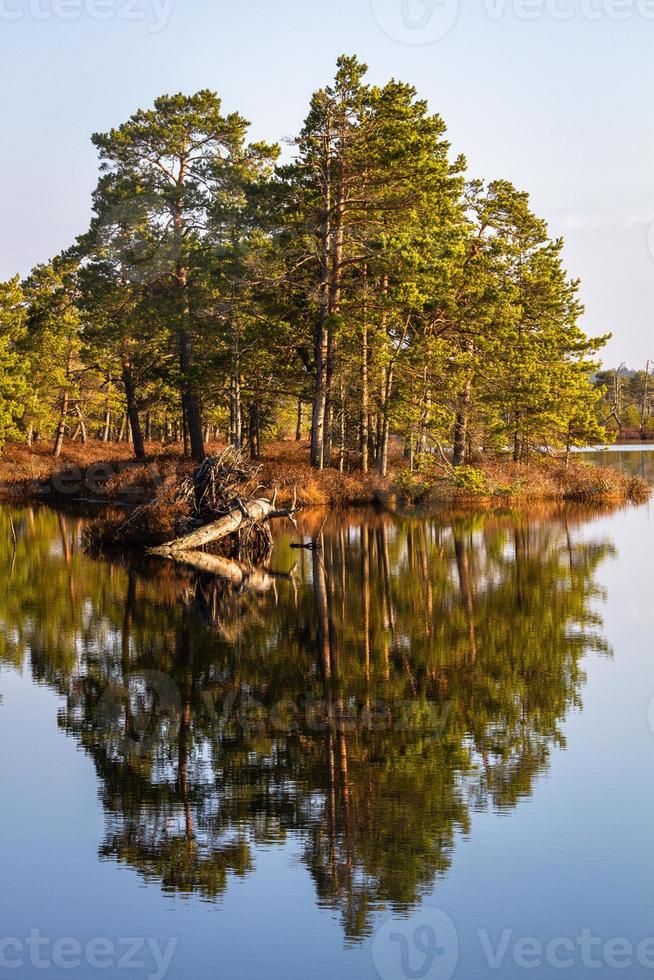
[0,57,651,548]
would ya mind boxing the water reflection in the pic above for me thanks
[0,503,617,939]
[581,444,654,483]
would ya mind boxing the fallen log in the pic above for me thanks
[147,497,298,558]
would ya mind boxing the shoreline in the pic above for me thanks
[0,440,650,514]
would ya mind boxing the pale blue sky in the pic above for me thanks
[2,0,653,366]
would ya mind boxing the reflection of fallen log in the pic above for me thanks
[147,497,298,559]
[159,550,275,591]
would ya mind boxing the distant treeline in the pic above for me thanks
[0,56,612,470]
[594,364,654,439]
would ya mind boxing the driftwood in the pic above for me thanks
[133,450,302,568]
[148,497,299,559]
[83,450,301,563]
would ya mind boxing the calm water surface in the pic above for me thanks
[1,448,653,979]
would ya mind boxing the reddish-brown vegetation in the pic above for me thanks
[0,439,650,512]
[0,439,388,507]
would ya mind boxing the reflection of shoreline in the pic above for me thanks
[0,504,616,940]
[577,442,654,452]
[578,446,654,485]
[283,500,627,543]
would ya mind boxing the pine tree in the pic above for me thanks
[0,277,29,450]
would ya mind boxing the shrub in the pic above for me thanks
[453,466,489,495]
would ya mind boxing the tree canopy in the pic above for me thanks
[0,57,610,465]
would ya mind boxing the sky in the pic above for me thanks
[1,0,653,368]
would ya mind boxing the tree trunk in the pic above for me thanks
[122,360,145,459]
[296,400,304,442]
[513,425,523,464]
[311,177,332,469]
[102,406,112,443]
[53,348,74,457]
[174,223,204,461]
[452,395,471,466]
[75,404,87,445]
[249,401,261,461]
[179,324,204,461]
[322,164,345,468]
[360,316,369,474]
[230,371,242,451]
[375,274,394,477]
[376,365,394,478]
[102,374,113,443]
[182,400,189,455]
[453,342,474,467]
[323,330,335,467]
[377,415,390,477]
[311,322,329,469]
[53,390,69,458]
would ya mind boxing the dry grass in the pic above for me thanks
[422,458,651,506]
[0,438,388,507]
[257,441,387,506]
[1,440,650,512]
[0,440,187,498]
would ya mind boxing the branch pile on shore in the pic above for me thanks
[83,448,300,562]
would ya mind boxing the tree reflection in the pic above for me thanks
[0,503,615,938]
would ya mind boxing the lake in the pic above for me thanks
[1,448,653,979]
